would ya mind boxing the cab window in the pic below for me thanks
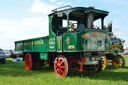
[93,18,102,29]
[69,10,87,31]
[52,13,67,35]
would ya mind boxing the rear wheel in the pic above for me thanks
[25,53,35,70]
[112,55,125,68]
[101,56,108,70]
[54,55,70,77]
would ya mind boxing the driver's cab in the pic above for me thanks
[51,10,88,35]
[51,6,108,36]
[48,6,109,52]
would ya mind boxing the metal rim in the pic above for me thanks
[25,53,32,70]
[54,56,67,77]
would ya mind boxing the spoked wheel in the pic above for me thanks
[101,56,108,70]
[54,55,69,77]
[112,55,125,68]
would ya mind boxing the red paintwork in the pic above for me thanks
[44,60,49,63]
[108,59,119,64]
[54,56,67,77]
[70,54,86,72]
[25,53,31,70]
[78,54,86,72]
[69,59,79,66]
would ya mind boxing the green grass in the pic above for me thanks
[0,56,128,85]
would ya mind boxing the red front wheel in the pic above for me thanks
[54,55,70,77]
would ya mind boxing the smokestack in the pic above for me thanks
[87,12,94,29]
[108,22,112,32]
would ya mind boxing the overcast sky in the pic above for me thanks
[0,0,128,49]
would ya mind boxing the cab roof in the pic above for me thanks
[48,6,109,17]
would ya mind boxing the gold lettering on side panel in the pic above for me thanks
[24,40,44,46]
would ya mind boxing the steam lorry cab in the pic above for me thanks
[15,6,122,77]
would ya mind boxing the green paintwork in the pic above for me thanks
[63,32,77,51]
[15,36,48,53]
[57,36,62,52]
[48,15,56,52]
[48,7,109,52]
[63,29,109,52]
[40,53,48,60]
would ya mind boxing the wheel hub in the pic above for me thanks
[56,65,59,68]
[27,60,29,63]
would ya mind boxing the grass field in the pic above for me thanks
[0,55,128,85]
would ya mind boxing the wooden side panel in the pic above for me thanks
[15,36,49,53]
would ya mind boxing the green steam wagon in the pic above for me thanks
[15,6,125,77]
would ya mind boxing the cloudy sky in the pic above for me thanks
[0,0,128,49]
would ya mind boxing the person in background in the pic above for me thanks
[10,50,17,59]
